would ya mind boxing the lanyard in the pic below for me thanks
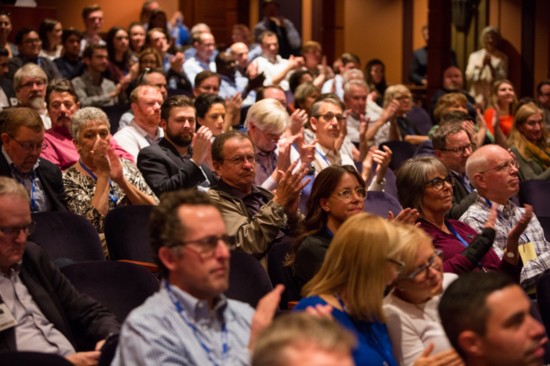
[445,221,470,248]
[165,282,229,365]
[314,146,331,168]
[78,161,118,204]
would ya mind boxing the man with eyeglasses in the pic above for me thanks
[137,95,216,196]
[183,32,217,88]
[460,144,550,290]
[208,130,308,262]
[433,122,478,219]
[80,4,105,54]
[0,107,67,212]
[0,176,120,361]
[13,63,52,129]
[7,27,61,82]
[113,189,283,365]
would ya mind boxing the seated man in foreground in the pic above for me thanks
[113,189,282,365]
[439,272,548,366]
[0,176,119,363]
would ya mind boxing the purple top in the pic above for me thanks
[419,218,518,279]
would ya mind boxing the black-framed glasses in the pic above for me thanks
[0,221,35,238]
[441,143,475,154]
[424,175,454,191]
[403,249,443,280]
[224,155,256,165]
[335,187,367,201]
[315,112,345,123]
[179,234,237,259]
[8,134,48,151]
[479,159,519,174]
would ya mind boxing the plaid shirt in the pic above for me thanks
[460,195,550,289]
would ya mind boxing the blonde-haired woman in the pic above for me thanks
[483,79,518,141]
[294,213,405,366]
[383,84,429,145]
[384,224,463,366]
[508,102,550,180]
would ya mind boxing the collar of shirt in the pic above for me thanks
[130,119,163,143]
[163,280,228,323]
[478,195,515,219]
[2,145,40,176]
[217,179,262,201]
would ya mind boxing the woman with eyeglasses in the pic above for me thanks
[294,213,408,366]
[396,156,523,279]
[383,227,463,366]
[286,165,367,292]
[507,102,550,181]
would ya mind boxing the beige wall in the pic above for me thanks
[39,0,178,31]
[412,0,428,50]
[343,0,404,84]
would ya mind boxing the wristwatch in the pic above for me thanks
[504,251,516,259]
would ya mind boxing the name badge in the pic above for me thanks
[0,303,16,332]
[519,242,537,264]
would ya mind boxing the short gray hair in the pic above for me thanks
[14,63,48,91]
[244,98,289,134]
[343,79,368,97]
[71,107,110,140]
[0,176,30,202]
[310,97,344,119]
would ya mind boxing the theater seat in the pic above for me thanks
[226,250,273,308]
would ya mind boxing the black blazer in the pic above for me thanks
[0,242,120,352]
[0,152,68,212]
[137,137,216,197]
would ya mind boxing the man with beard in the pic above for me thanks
[14,63,51,129]
[114,85,163,160]
[0,107,67,212]
[40,78,133,170]
[137,95,216,196]
[460,144,550,290]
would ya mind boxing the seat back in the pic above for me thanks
[380,140,416,171]
[60,260,159,322]
[519,180,550,217]
[226,250,273,308]
[2,352,73,365]
[267,242,301,308]
[30,211,104,262]
[104,205,155,263]
[364,190,403,218]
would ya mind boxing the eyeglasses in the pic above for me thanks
[402,249,443,280]
[424,175,454,191]
[441,143,475,154]
[224,155,256,165]
[315,112,346,123]
[179,234,236,259]
[8,134,48,151]
[0,221,35,238]
[23,38,41,44]
[479,159,519,174]
[335,187,367,201]
[387,258,405,275]
[395,95,412,100]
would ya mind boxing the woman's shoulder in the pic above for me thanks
[293,295,326,310]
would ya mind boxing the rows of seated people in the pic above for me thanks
[1,0,550,365]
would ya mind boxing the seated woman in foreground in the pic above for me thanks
[384,225,463,366]
[63,107,158,250]
[294,213,406,366]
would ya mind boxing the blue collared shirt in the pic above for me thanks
[113,280,254,366]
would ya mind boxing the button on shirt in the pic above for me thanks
[113,120,164,161]
[112,280,254,366]
[0,266,75,356]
